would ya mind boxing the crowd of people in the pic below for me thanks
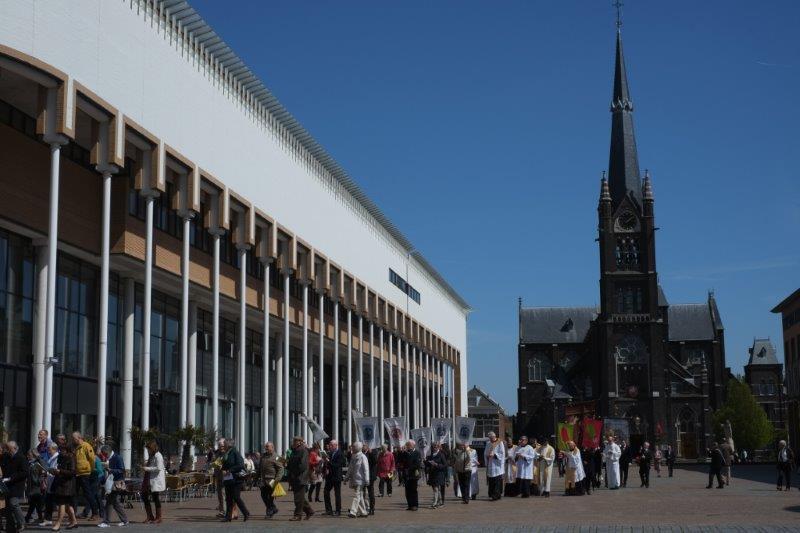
[2,430,798,529]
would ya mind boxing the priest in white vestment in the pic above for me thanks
[537,437,555,497]
[484,431,505,500]
[515,436,536,498]
[469,446,480,499]
[604,436,622,489]
[565,441,586,495]
[504,436,517,497]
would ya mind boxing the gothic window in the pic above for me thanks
[527,353,552,382]
[616,237,640,269]
[559,350,579,372]
[615,285,644,314]
[678,408,696,433]
[614,335,648,364]
[685,348,705,367]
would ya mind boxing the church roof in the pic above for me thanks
[467,386,507,415]
[667,303,716,341]
[520,306,598,344]
[747,339,780,366]
[608,30,642,208]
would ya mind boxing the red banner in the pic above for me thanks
[580,418,603,449]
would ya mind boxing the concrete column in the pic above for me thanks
[283,272,291,451]
[347,308,352,444]
[141,193,155,431]
[211,232,221,433]
[43,140,65,433]
[302,283,309,442]
[404,341,410,431]
[262,262,270,443]
[179,214,192,429]
[274,330,283,454]
[379,328,384,435]
[397,337,403,420]
[369,322,374,416]
[31,245,47,445]
[388,334,394,417]
[318,291,324,430]
[425,352,430,425]
[237,247,248,448]
[96,169,113,439]
[188,302,197,427]
[412,346,417,429]
[121,278,135,469]
[358,315,364,412]
[333,301,339,440]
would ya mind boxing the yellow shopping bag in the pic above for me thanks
[271,482,287,498]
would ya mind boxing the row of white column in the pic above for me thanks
[29,132,456,467]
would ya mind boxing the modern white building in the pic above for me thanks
[0,0,469,465]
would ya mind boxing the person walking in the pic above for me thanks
[451,443,471,504]
[619,441,631,488]
[581,447,595,495]
[564,441,586,495]
[638,442,653,488]
[36,430,54,461]
[257,442,282,518]
[776,439,795,491]
[71,433,99,521]
[307,443,323,503]
[604,436,621,490]
[514,436,535,498]
[653,446,662,478]
[1,441,28,531]
[98,445,128,527]
[286,436,314,521]
[26,449,48,525]
[402,440,422,511]
[323,439,345,516]
[425,443,447,509]
[219,439,250,522]
[346,442,369,518]
[141,441,165,524]
[664,445,676,478]
[537,437,555,497]
[706,442,725,489]
[50,441,78,531]
[377,445,395,498]
[484,432,505,501]
[364,443,378,515]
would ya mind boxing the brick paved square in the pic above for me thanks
[77,465,800,532]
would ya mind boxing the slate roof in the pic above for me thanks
[467,386,506,415]
[747,339,780,366]
[667,303,716,341]
[520,307,598,344]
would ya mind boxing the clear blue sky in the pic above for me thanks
[190,0,799,413]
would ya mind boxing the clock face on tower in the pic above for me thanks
[615,210,638,232]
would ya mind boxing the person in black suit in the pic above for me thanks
[324,439,346,515]
[402,440,423,511]
[664,445,676,477]
[619,442,631,488]
[707,442,725,489]
[364,443,379,515]
[1,441,29,531]
[581,447,594,495]
[638,442,653,488]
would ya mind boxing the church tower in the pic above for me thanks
[596,27,668,441]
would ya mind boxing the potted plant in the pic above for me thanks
[172,425,211,473]
[129,426,161,476]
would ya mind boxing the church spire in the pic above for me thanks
[608,27,642,208]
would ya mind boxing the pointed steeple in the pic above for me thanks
[608,29,642,208]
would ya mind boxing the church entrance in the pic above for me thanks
[678,408,698,458]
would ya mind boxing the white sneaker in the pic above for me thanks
[98,522,110,528]
[40,521,54,527]
[117,522,128,527]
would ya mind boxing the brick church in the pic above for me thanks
[516,28,728,459]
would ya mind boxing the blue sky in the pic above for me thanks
[190,0,800,412]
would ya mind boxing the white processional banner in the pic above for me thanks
[383,417,407,448]
[355,417,380,449]
[300,414,329,443]
[454,416,476,445]
[410,427,432,459]
[431,418,451,444]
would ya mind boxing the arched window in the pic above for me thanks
[678,407,695,433]
[527,353,552,382]
[616,237,640,269]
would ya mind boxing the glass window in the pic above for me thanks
[0,230,35,365]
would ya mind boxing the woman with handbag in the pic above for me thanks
[49,442,78,531]
[141,441,165,524]
[98,444,128,527]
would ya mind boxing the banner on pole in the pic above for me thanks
[355,417,380,449]
[579,418,603,449]
[557,423,574,451]
[410,427,432,459]
[383,417,407,448]
[453,416,476,445]
[300,414,328,443]
[602,417,630,444]
[431,418,451,444]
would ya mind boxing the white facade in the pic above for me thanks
[1,0,469,410]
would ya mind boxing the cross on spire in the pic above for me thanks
[613,0,624,30]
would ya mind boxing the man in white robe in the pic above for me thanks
[604,436,622,489]
[468,447,480,499]
[537,437,555,497]
[565,441,586,495]
[515,436,535,498]
[483,431,505,501]
[504,436,517,497]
